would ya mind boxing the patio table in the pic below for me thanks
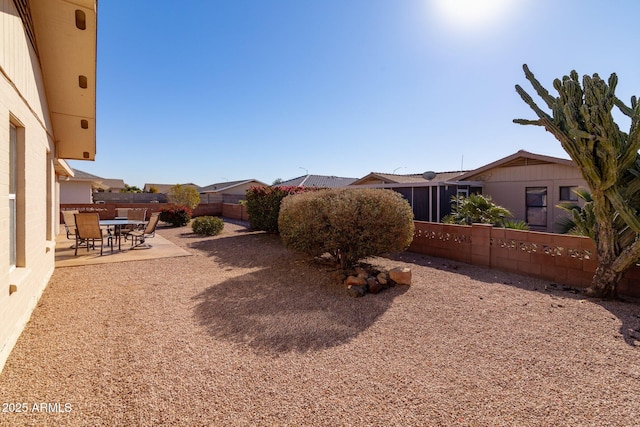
[99,219,146,252]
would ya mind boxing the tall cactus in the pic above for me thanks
[514,64,640,299]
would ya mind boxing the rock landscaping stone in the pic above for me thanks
[347,285,366,298]
[343,265,409,296]
[376,272,387,286]
[389,267,412,285]
[366,278,381,294]
[345,275,366,286]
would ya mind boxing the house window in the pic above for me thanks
[9,124,17,269]
[526,187,547,227]
[9,120,25,269]
[560,186,578,201]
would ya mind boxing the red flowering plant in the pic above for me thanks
[159,205,192,227]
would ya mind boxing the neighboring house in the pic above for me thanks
[350,150,588,232]
[274,174,357,188]
[1,0,97,372]
[350,171,477,222]
[199,179,267,203]
[101,178,126,193]
[143,183,201,194]
[456,150,588,232]
[59,168,108,203]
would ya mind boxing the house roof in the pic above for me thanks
[29,0,97,160]
[70,169,102,181]
[67,168,109,190]
[101,178,126,190]
[143,183,201,194]
[199,179,268,193]
[457,150,575,181]
[274,175,357,188]
[351,171,466,186]
[70,169,127,191]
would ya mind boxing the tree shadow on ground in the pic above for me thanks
[388,251,640,347]
[190,232,408,355]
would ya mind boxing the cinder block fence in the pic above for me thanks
[408,221,640,298]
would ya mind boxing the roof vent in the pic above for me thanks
[422,171,437,180]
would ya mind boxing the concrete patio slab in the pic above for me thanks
[55,230,191,267]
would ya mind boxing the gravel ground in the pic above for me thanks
[1,221,640,426]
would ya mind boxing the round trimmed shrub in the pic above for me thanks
[192,216,224,236]
[278,188,414,270]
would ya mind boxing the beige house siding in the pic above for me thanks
[200,180,266,204]
[0,0,56,372]
[1,0,96,373]
[467,163,588,232]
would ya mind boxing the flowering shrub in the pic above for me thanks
[245,186,319,233]
[192,216,224,236]
[159,205,192,227]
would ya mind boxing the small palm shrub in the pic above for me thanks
[279,188,415,270]
[443,194,513,226]
[192,216,224,236]
[501,219,530,230]
[556,187,595,238]
[159,205,192,227]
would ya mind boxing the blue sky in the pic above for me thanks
[69,0,640,188]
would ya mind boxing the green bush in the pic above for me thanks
[159,206,192,227]
[192,216,224,236]
[443,194,512,226]
[278,188,415,270]
[245,186,315,233]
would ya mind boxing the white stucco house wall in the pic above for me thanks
[59,168,108,204]
[0,0,97,372]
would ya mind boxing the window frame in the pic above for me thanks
[559,185,579,202]
[525,186,548,227]
[9,123,17,270]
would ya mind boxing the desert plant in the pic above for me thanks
[192,216,224,236]
[515,64,640,298]
[159,206,192,227]
[501,219,530,230]
[556,188,595,238]
[443,194,513,226]
[167,184,200,209]
[278,188,415,270]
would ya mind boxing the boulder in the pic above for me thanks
[367,278,382,294]
[345,275,366,286]
[389,267,412,285]
[347,285,366,298]
[376,272,388,286]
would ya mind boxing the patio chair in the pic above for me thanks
[127,212,160,249]
[74,213,108,256]
[62,209,85,248]
[119,208,147,240]
[62,210,79,239]
[116,208,129,219]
